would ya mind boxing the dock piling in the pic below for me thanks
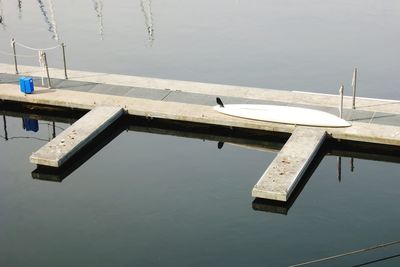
[352,68,357,109]
[61,43,68,79]
[41,51,52,88]
[11,38,18,74]
[339,85,344,118]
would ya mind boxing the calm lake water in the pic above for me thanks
[1,1,400,266]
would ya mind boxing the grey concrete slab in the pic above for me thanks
[107,85,133,96]
[88,84,136,96]
[0,73,20,84]
[370,113,400,127]
[30,106,124,167]
[163,91,216,106]
[88,83,115,94]
[252,127,327,201]
[54,80,96,92]
[125,87,170,100]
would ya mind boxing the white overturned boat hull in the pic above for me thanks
[214,104,351,127]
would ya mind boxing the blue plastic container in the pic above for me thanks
[19,76,26,93]
[19,76,34,94]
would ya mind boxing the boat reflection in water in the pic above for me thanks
[0,0,5,29]
[140,0,154,46]
[92,0,104,40]
[36,0,59,41]
[18,0,22,19]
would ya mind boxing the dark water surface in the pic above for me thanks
[1,1,400,266]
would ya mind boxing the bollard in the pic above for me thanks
[11,38,18,74]
[61,43,68,79]
[339,85,344,118]
[352,68,357,109]
[42,52,52,88]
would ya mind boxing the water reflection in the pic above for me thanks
[2,114,7,140]
[17,0,22,19]
[140,0,154,46]
[33,118,126,182]
[1,115,60,142]
[2,107,400,214]
[0,0,5,29]
[337,156,342,182]
[92,0,104,40]
[22,117,39,132]
[3,0,157,45]
[36,0,59,41]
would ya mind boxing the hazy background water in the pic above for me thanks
[1,0,400,97]
[1,1,400,266]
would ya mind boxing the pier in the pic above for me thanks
[1,63,400,202]
[30,106,123,167]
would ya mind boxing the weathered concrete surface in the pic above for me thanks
[1,63,400,115]
[30,106,123,167]
[252,127,327,201]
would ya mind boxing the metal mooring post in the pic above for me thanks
[11,38,18,74]
[61,43,68,79]
[339,85,344,118]
[42,52,52,88]
[352,68,357,109]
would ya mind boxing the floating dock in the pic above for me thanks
[30,106,123,167]
[252,127,327,201]
[1,63,400,202]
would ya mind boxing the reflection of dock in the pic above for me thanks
[1,63,400,203]
[32,117,126,182]
[2,106,400,214]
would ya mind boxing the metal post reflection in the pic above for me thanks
[2,115,8,140]
[350,157,355,172]
[337,156,342,182]
[52,121,56,139]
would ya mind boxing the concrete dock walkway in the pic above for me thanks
[30,106,123,167]
[252,127,327,201]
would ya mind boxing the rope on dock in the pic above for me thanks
[289,239,400,267]
[15,41,60,51]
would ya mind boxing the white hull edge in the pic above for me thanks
[214,104,351,128]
